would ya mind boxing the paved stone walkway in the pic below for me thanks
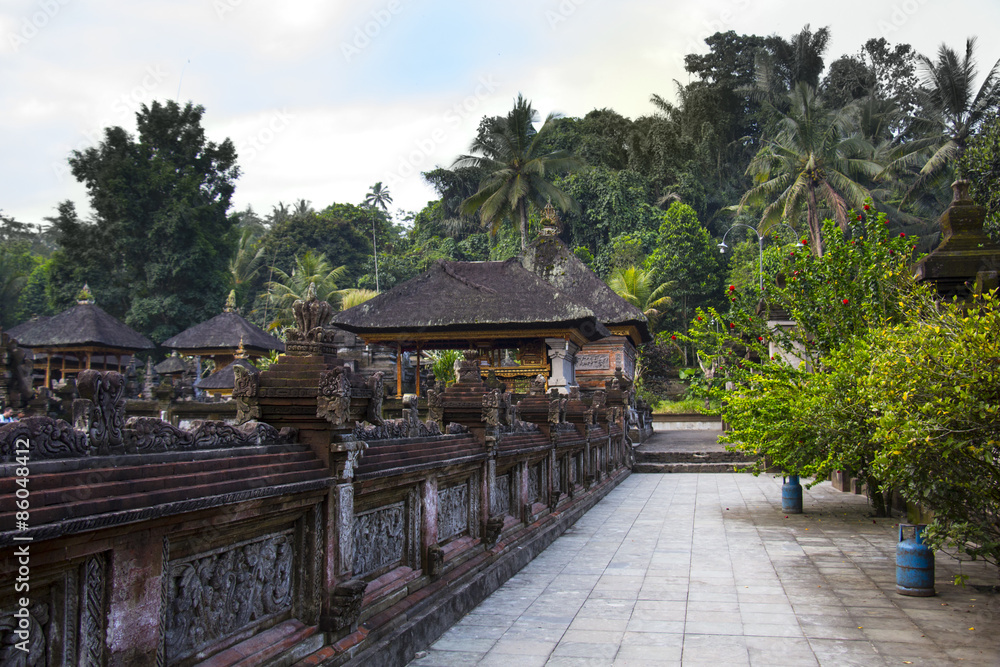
[408,473,1000,666]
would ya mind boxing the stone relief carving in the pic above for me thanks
[425,544,444,576]
[353,502,405,578]
[77,369,125,453]
[575,353,609,371]
[123,418,288,453]
[527,374,546,396]
[527,464,541,504]
[0,602,49,666]
[1,328,33,410]
[366,371,385,425]
[482,389,501,429]
[426,382,444,424]
[286,283,333,343]
[484,515,505,547]
[0,417,88,462]
[437,484,469,543]
[491,473,510,517]
[340,439,369,480]
[232,364,261,425]
[317,367,351,426]
[321,580,368,631]
[456,350,482,384]
[547,391,566,425]
[165,531,295,663]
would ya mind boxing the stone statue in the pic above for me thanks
[317,366,351,426]
[233,364,261,424]
[366,371,385,425]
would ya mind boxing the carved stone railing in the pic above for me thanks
[0,370,297,463]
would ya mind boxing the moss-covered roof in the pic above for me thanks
[194,358,257,390]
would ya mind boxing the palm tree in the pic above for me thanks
[228,225,266,308]
[454,95,581,250]
[364,182,392,292]
[263,250,347,330]
[607,266,674,328]
[890,38,1000,200]
[738,83,880,255]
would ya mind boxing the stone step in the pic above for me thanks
[633,461,757,474]
[635,450,750,464]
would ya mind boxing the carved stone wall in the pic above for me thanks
[0,554,106,667]
[527,462,543,505]
[352,488,420,578]
[164,531,295,664]
[492,473,511,517]
[437,484,468,543]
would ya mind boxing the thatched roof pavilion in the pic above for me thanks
[333,206,647,394]
[8,289,153,387]
[161,292,284,373]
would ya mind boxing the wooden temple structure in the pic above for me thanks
[6,286,154,388]
[161,290,284,374]
[332,204,650,398]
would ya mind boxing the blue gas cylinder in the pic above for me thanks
[781,475,802,513]
[896,524,935,597]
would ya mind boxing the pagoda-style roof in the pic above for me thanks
[161,311,284,355]
[332,258,609,347]
[10,304,153,352]
[519,234,651,344]
[194,358,257,390]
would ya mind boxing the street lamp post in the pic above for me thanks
[717,223,797,293]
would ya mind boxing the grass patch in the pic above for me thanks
[652,398,721,415]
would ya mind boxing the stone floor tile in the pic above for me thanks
[551,641,621,659]
[408,649,487,666]
[486,638,558,656]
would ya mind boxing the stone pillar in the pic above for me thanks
[333,483,354,580]
[107,529,164,667]
[545,338,580,394]
[422,474,439,572]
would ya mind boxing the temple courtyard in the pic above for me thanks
[407,445,1000,666]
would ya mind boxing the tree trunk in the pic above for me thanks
[808,185,823,257]
[866,474,887,517]
[519,200,529,250]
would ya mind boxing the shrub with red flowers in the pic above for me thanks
[676,204,927,516]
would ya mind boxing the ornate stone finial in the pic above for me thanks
[235,336,247,360]
[76,283,95,305]
[287,282,334,348]
[952,179,972,204]
[224,289,237,313]
[540,199,561,237]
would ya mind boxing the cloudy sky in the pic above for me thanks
[3,0,999,226]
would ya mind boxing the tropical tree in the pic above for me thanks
[607,266,673,327]
[338,288,378,311]
[454,95,581,250]
[50,100,240,342]
[263,250,347,330]
[894,37,1000,199]
[738,83,880,255]
[364,182,392,291]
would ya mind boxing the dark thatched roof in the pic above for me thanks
[161,311,284,354]
[519,236,651,343]
[154,355,187,375]
[332,258,607,339]
[195,359,257,390]
[10,304,153,351]
[5,316,51,344]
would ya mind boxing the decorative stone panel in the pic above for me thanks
[352,487,421,579]
[164,531,295,664]
[437,484,468,543]
[492,473,511,517]
[0,553,106,667]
